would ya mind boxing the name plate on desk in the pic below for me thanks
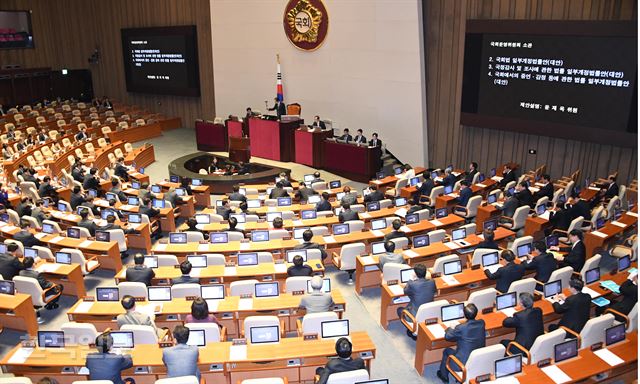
[229,344,247,361]
[292,290,305,296]
[303,334,318,341]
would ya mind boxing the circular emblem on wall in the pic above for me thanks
[283,0,329,51]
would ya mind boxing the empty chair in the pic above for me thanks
[580,254,602,281]
[101,126,112,135]
[205,254,226,266]
[114,148,124,159]
[242,315,281,341]
[310,226,329,236]
[465,288,498,311]
[400,300,449,335]
[332,243,365,284]
[460,223,476,236]
[118,282,148,299]
[32,245,54,261]
[389,237,409,250]
[230,279,259,296]
[345,220,365,232]
[311,181,328,191]
[454,195,482,220]
[269,229,290,240]
[326,370,369,384]
[500,205,529,232]
[508,236,533,256]
[185,322,223,343]
[225,231,245,241]
[285,276,312,293]
[605,196,621,219]
[421,185,444,207]
[135,118,146,126]
[42,220,62,234]
[297,312,338,336]
[306,249,323,261]
[572,313,615,349]
[427,229,447,244]
[0,377,33,384]
[257,252,274,263]
[120,324,161,344]
[106,229,127,254]
[183,231,204,242]
[124,142,134,153]
[507,328,566,364]
[379,199,393,209]
[118,121,129,130]
[171,284,201,298]
[63,248,99,274]
[543,266,574,290]
[431,254,460,275]
[445,344,506,384]
[350,204,365,213]
[382,263,406,284]
[157,255,179,266]
[85,143,95,154]
[507,278,537,296]
[61,322,99,345]
[470,248,500,267]
[72,226,92,239]
[5,209,20,225]
[13,276,62,321]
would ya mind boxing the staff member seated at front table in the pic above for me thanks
[311,115,326,130]
[126,253,156,286]
[353,129,367,145]
[86,332,133,384]
[337,128,353,143]
[368,133,382,147]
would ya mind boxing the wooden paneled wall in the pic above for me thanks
[0,0,214,128]
[424,0,638,184]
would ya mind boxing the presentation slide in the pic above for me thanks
[121,26,200,96]
[461,21,637,146]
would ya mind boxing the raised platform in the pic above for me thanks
[168,152,291,194]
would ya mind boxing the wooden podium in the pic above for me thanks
[295,128,333,167]
[229,136,250,163]
[248,117,301,161]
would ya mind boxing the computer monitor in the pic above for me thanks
[283,249,306,263]
[405,213,419,224]
[409,177,420,186]
[101,209,115,220]
[443,260,462,275]
[412,235,429,248]
[441,303,464,322]
[297,210,317,222]
[143,256,158,268]
[554,339,578,363]
[543,280,562,298]
[452,228,466,241]
[496,292,517,311]
[277,197,292,206]
[436,208,448,218]
[585,267,600,284]
[67,227,80,239]
[195,214,210,224]
[215,200,224,207]
[55,252,72,264]
[251,231,269,242]
[191,178,203,186]
[210,232,228,244]
[170,175,180,183]
[618,255,631,271]
[255,282,279,298]
[266,212,282,222]
[329,180,341,188]
[76,206,89,216]
[128,213,142,223]
[431,171,439,179]
[336,192,345,201]
[247,199,261,209]
[152,199,165,209]
[0,280,15,295]
[237,253,258,266]
[148,286,172,301]
[596,217,606,229]
[487,194,498,204]
[332,224,350,235]
[307,195,321,204]
[558,194,566,205]
[400,268,416,283]
[0,213,8,223]
[95,231,110,242]
[545,235,559,248]
[444,185,453,194]
[186,329,206,347]
[371,241,386,255]
[304,174,315,183]
[490,168,497,177]
[127,197,139,206]
[239,188,246,196]
[536,204,546,215]
[394,197,407,207]
[605,323,626,346]
[57,202,67,212]
[478,173,485,182]
[394,167,403,175]
[96,287,120,301]
[187,255,207,268]
[87,189,97,198]
[110,331,134,349]
[481,252,499,267]
[507,187,515,196]
[175,188,186,197]
[201,284,225,300]
[249,325,280,344]
[307,278,331,293]
[38,331,65,348]
[517,243,531,258]
[371,218,387,230]
[495,355,522,379]
[376,171,385,180]
[321,319,349,339]
[293,227,309,239]
[139,167,145,174]
[131,181,141,189]
[367,201,380,211]
[24,248,38,259]
[105,192,117,202]
[229,213,246,223]
[169,232,188,244]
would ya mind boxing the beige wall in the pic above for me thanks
[211,0,428,166]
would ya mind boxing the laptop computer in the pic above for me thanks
[494,354,522,379]
[237,253,258,266]
[255,282,279,298]
[481,251,500,274]
[96,287,120,302]
[148,286,172,301]
[249,325,280,344]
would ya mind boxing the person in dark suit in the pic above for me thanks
[125,253,156,286]
[457,181,473,206]
[277,172,293,187]
[338,203,359,223]
[499,165,517,188]
[514,181,534,208]
[476,229,499,250]
[229,184,247,203]
[603,175,620,199]
[269,181,289,199]
[294,229,327,259]
[75,127,88,141]
[500,292,544,354]
[368,133,382,147]
[596,272,637,321]
[226,217,244,233]
[311,115,326,130]
[534,174,554,201]
[311,171,325,184]
[464,162,479,184]
[267,97,286,119]
[0,243,24,280]
[83,168,100,191]
[353,129,367,145]
[14,221,42,248]
[114,158,129,181]
[99,215,136,235]
[551,229,586,272]
[70,186,86,209]
[567,195,592,222]
[414,171,435,204]
[86,332,133,384]
[37,128,48,143]
[337,128,353,143]
[38,176,58,200]
[437,304,486,383]
[524,241,558,290]
[316,338,365,384]
[235,161,250,175]
[397,263,436,321]
[384,219,408,242]
[215,200,232,220]
[295,182,317,202]
[72,164,85,182]
[548,276,591,334]
[172,261,200,285]
[441,168,456,188]
[184,217,208,240]
[78,210,97,236]
[16,197,33,217]
[19,256,63,308]
[364,185,384,203]
[316,192,332,212]
[287,255,313,277]
[339,186,357,206]
[484,250,526,293]
[140,197,160,219]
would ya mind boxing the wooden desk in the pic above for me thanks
[125,143,156,169]
[584,211,637,257]
[524,216,550,240]
[106,122,163,143]
[323,141,382,183]
[0,293,38,336]
[34,262,86,298]
[155,180,211,208]
[92,198,176,233]
[475,205,500,234]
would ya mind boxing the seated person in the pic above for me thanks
[311,171,324,184]
[125,253,156,286]
[550,229,586,272]
[363,185,384,203]
[294,229,327,259]
[378,241,405,269]
[184,217,209,240]
[269,181,289,199]
[184,297,220,324]
[300,275,334,314]
[228,184,247,203]
[457,180,473,206]
[548,276,591,334]
[368,132,382,147]
[140,197,160,219]
[278,172,293,187]
[86,332,133,384]
[316,338,365,384]
[78,209,98,236]
[596,271,637,321]
[14,220,42,247]
[500,292,543,354]
[476,228,499,249]
[172,260,200,284]
[338,203,358,223]
[287,255,312,277]
[116,295,159,335]
[226,216,244,233]
[163,325,200,380]
[397,264,436,325]
[315,192,332,212]
[216,200,232,220]
[337,128,353,143]
[0,243,24,280]
[339,186,358,206]
[383,219,408,242]
[483,250,525,293]
[524,241,557,290]
[353,129,367,144]
[99,214,136,234]
[295,182,317,201]
[20,256,64,309]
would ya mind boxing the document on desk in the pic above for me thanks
[323,235,336,244]
[224,266,237,276]
[476,183,487,188]
[404,250,419,258]
[582,287,600,298]
[501,307,517,317]
[74,301,94,313]
[360,212,371,219]
[267,207,277,212]
[64,214,77,221]
[486,377,520,384]
[394,208,407,218]
[611,221,627,228]
[429,219,443,227]
[399,225,411,233]
[627,211,638,218]
[119,204,133,211]
[292,220,304,226]
[594,348,624,366]
[205,299,220,312]
[274,263,287,273]
[371,230,384,237]
[441,275,460,286]
[388,284,405,296]
[539,211,551,220]
[238,298,253,311]
[2,225,16,232]
[154,243,168,251]
[49,236,65,244]
[426,324,446,339]
[79,240,94,248]
[491,176,503,182]
[588,186,601,191]
[8,348,34,364]
[444,242,460,250]
[360,256,376,265]
[37,263,61,273]
[373,180,382,185]
[198,243,210,252]
[591,231,608,238]
[541,365,572,384]
[239,242,250,250]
